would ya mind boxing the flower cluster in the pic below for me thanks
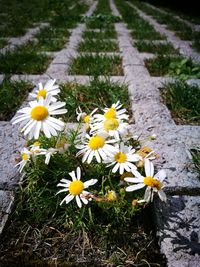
[13,79,167,211]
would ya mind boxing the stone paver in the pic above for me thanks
[109,0,200,265]
[127,2,200,63]
[145,2,200,32]
[0,0,200,265]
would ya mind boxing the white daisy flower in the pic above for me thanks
[106,143,141,175]
[57,167,98,208]
[76,133,117,164]
[29,141,46,155]
[12,94,67,140]
[43,148,58,165]
[15,148,32,172]
[93,101,129,123]
[30,79,60,102]
[76,106,97,123]
[125,159,167,203]
[90,118,128,140]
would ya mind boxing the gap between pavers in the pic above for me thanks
[110,0,200,265]
[145,2,200,32]
[0,23,49,55]
[127,1,200,63]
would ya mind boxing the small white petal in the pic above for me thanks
[126,183,145,192]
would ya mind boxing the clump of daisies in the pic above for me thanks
[13,79,167,219]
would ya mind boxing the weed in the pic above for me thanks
[69,54,123,76]
[145,55,200,78]
[161,81,200,124]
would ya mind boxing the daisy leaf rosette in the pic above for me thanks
[106,143,141,175]
[57,167,98,208]
[125,159,167,202]
[12,94,67,140]
[76,133,117,164]
[30,79,60,102]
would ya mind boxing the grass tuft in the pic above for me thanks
[0,79,33,121]
[69,54,123,76]
[135,41,178,54]
[161,81,200,124]
[78,39,119,52]
[0,43,51,74]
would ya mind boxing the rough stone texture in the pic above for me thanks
[0,1,200,266]
[0,122,25,189]
[154,196,200,267]
[110,0,200,265]
[0,190,14,235]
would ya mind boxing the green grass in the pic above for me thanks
[145,55,200,78]
[0,43,51,74]
[83,30,117,39]
[0,0,72,37]
[50,2,88,28]
[190,148,200,176]
[35,27,70,39]
[34,26,70,51]
[35,37,67,51]
[59,79,131,121]
[131,29,165,40]
[135,41,178,54]
[161,81,200,124]
[78,39,119,52]
[69,54,123,76]
[0,79,33,121]
[0,38,7,48]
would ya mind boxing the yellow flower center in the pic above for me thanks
[69,180,84,196]
[88,136,105,150]
[31,106,49,121]
[84,115,90,123]
[22,153,29,161]
[103,118,119,131]
[144,176,161,190]
[104,107,116,119]
[37,89,47,99]
[106,190,117,201]
[33,141,40,147]
[115,152,127,163]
